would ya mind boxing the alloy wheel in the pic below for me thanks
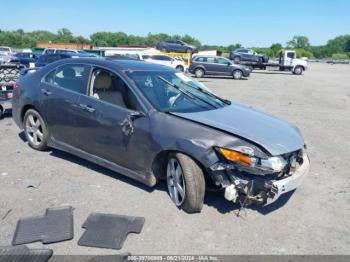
[25,113,44,146]
[167,158,186,206]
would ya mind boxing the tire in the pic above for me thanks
[258,57,263,64]
[232,69,243,80]
[0,105,3,119]
[186,48,192,53]
[166,152,205,213]
[194,68,204,78]
[293,66,303,75]
[23,109,49,151]
[161,48,167,53]
[176,65,184,72]
[233,56,241,63]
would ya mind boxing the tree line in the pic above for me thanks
[0,28,349,59]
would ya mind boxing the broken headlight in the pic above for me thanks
[215,147,287,175]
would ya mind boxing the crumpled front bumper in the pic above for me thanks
[265,153,310,205]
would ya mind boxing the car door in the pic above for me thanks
[74,67,151,172]
[214,57,232,75]
[204,56,219,74]
[40,63,91,147]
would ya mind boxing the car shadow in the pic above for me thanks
[0,108,12,119]
[49,148,165,193]
[204,189,295,215]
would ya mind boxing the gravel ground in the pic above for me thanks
[0,62,349,256]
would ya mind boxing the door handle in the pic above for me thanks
[78,104,95,113]
[41,89,52,96]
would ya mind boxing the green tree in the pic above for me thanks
[287,36,310,49]
[270,43,283,57]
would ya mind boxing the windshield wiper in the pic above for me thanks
[180,80,231,105]
[157,76,218,109]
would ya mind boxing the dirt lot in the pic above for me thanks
[0,62,349,255]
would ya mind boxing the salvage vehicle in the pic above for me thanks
[229,48,269,63]
[156,40,198,53]
[12,58,309,213]
[189,55,251,79]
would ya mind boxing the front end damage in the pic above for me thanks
[209,147,310,207]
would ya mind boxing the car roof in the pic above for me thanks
[50,57,176,72]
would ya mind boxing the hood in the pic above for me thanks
[171,102,304,156]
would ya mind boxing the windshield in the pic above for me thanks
[127,71,229,113]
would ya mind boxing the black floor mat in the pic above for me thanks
[78,213,145,250]
[0,245,53,262]
[12,206,74,245]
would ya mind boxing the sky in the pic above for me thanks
[0,0,349,47]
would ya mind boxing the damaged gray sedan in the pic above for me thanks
[12,58,309,213]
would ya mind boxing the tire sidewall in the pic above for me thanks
[195,68,204,78]
[294,66,303,75]
[176,65,184,72]
[167,152,205,213]
[233,69,243,79]
[24,109,49,150]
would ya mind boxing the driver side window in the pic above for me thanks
[89,68,140,111]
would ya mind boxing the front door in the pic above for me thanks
[74,68,150,172]
[40,63,91,147]
[214,57,232,75]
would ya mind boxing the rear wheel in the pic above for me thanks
[194,68,204,78]
[166,153,205,213]
[161,48,167,52]
[233,56,241,63]
[232,69,243,80]
[186,48,192,53]
[24,109,49,151]
[293,66,303,75]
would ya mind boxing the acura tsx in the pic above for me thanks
[12,58,309,213]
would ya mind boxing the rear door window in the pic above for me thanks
[206,57,215,63]
[44,64,91,94]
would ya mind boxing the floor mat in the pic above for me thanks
[12,206,74,245]
[0,245,53,262]
[78,213,145,250]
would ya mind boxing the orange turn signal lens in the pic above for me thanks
[219,148,252,166]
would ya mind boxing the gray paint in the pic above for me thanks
[172,102,304,156]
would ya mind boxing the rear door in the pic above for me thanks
[40,63,91,147]
[204,56,219,74]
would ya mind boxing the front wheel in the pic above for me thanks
[293,66,303,75]
[194,68,204,78]
[166,153,205,213]
[232,69,243,80]
[24,109,49,151]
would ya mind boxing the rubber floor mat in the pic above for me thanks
[12,206,73,245]
[0,245,53,262]
[78,213,145,250]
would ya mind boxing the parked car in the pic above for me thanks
[12,58,309,213]
[143,54,187,72]
[229,48,269,63]
[0,46,14,56]
[35,53,86,67]
[156,40,198,53]
[189,55,251,79]
[11,52,38,68]
[42,48,96,57]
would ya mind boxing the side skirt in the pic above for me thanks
[48,138,157,187]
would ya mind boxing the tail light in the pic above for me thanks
[13,82,21,98]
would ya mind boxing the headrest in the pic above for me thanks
[94,71,112,90]
[62,67,76,78]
